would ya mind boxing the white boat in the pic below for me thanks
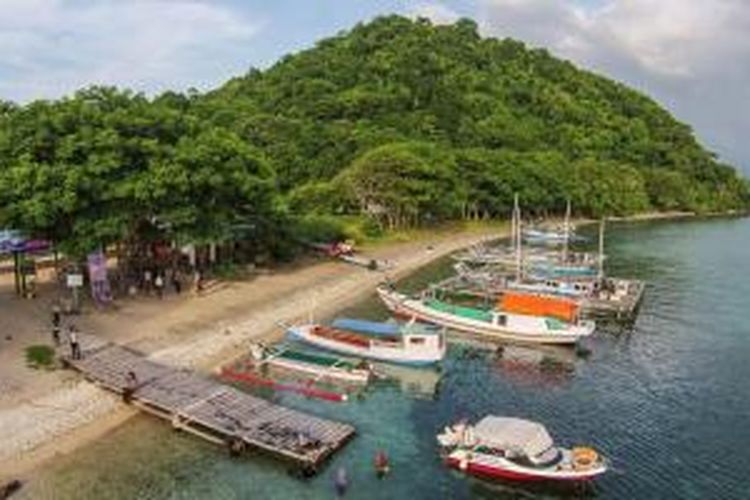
[437,416,607,483]
[287,318,445,366]
[377,286,595,345]
[248,344,372,385]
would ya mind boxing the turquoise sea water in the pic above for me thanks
[20,217,750,499]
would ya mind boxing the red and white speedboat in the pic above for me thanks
[437,416,607,483]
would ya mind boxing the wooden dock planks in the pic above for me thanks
[62,334,355,471]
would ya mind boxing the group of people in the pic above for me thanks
[51,305,81,360]
[138,268,205,298]
[333,450,390,497]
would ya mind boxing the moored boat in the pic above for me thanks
[287,318,445,366]
[437,416,607,482]
[377,286,595,345]
[523,227,588,245]
[249,344,372,384]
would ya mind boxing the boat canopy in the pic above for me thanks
[332,318,401,337]
[498,292,578,322]
[473,416,554,457]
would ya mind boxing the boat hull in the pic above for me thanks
[445,454,604,483]
[287,326,444,366]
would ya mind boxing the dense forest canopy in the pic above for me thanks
[0,15,747,257]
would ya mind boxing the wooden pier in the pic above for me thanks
[61,334,355,473]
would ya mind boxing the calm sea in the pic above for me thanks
[20,217,750,499]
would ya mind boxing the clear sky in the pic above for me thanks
[1,0,748,174]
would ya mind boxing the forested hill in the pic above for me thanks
[0,15,747,257]
[200,15,748,221]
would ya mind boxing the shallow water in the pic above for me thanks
[20,217,750,499]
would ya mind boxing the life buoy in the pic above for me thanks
[572,447,598,470]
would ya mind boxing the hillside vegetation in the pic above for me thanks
[0,15,747,257]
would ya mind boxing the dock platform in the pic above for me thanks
[61,334,355,473]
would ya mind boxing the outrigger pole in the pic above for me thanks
[514,193,522,283]
[562,199,571,263]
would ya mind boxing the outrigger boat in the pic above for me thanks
[377,286,595,345]
[248,344,372,385]
[287,318,446,366]
[437,416,607,482]
[523,227,587,245]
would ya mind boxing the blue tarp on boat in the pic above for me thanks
[331,318,401,337]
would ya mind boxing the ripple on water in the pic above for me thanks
[21,218,750,500]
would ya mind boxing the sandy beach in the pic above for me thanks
[0,225,503,482]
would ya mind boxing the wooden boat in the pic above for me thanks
[377,286,595,345]
[287,318,445,366]
[249,344,372,385]
[523,227,587,245]
[437,416,607,482]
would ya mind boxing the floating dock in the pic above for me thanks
[61,334,355,473]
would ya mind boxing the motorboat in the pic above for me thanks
[437,416,607,482]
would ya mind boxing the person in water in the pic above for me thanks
[333,466,348,497]
[374,449,390,478]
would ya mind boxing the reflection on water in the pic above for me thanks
[20,217,750,500]
[373,362,443,399]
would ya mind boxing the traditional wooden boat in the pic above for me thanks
[249,344,372,385]
[437,416,607,483]
[287,318,445,366]
[523,227,587,245]
[377,286,595,345]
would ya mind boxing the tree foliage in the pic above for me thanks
[0,15,747,253]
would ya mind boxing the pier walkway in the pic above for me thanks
[61,334,355,472]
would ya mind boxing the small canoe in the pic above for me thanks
[253,345,372,385]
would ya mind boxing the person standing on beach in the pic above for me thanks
[67,325,81,360]
[51,305,61,345]
[154,273,164,299]
[143,268,152,294]
[171,270,182,294]
[193,269,203,295]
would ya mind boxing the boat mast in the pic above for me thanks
[597,218,605,281]
[514,193,522,282]
[562,199,571,263]
[510,192,517,249]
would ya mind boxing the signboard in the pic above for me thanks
[67,273,83,288]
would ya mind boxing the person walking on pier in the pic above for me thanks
[68,325,81,360]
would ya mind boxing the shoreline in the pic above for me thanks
[0,225,503,482]
[0,209,737,483]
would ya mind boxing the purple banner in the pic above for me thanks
[87,250,112,304]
